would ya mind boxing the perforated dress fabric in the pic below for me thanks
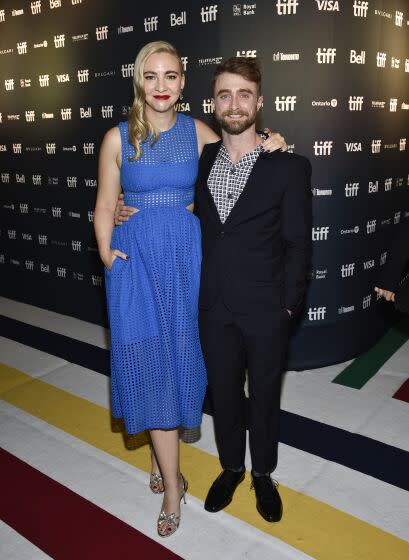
[105,114,207,434]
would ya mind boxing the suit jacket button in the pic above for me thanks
[220,231,225,237]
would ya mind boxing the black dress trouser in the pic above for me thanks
[199,300,291,474]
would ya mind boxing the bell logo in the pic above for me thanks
[31,1,41,14]
[308,307,327,321]
[8,230,17,240]
[46,143,56,154]
[80,107,92,118]
[57,267,67,278]
[40,263,50,273]
[32,174,42,186]
[391,57,400,69]
[25,260,35,271]
[77,69,89,83]
[202,99,215,114]
[345,183,359,196]
[17,42,27,54]
[371,139,381,153]
[61,108,72,120]
[96,26,108,40]
[13,143,22,153]
[345,142,362,152]
[50,0,61,7]
[276,0,298,15]
[38,234,48,245]
[362,295,372,309]
[0,144,6,152]
[88,210,95,222]
[389,98,398,112]
[1,173,10,183]
[20,203,29,213]
[56,73,70,83]
[201,5,218,22]
[316,48,336,64]
[368,180,378,193]
[5,79,14,91]
[348,96,364,110]
[170,11,186,26]
[341,263,355,277]
[67,177,77,188]
[399,138,406,151]
[16,173,26,183]
[313,141,333,156]
[39,74,49,87]
[237,50,257,58]
[144,16,158,31]
[376,52,387,67]
[395,10,403,27]
[83,143,95,155]
[353,1,368,17]
[54,34,65,48]
[366,220,376,234]
[72,240,82,251]
[312,227,329,240]
[101,105,114,118]
[315,0,339,10]
[350,50,365,64]
[121,63,134,78]
[92,275,103,287]
[384,178,392,191]
[52,207,62,218]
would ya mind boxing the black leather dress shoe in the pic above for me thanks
[204,470,245,512]
[251,474,283,522]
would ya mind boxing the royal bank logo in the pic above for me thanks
[56,73,70,83]
[68,211,81,219]
[170,11,187,25]
[0,9,5,22]
[39,74,49,87]
[25,260,35,271]
[38,234,48,245]
[390,98,398,112]
[275,96,296,111]
[233,3,256,16]
[276,0,298,15]
[368,180,378,193]
[376,52,387,68]
[315,0,339,10]
[101,105,114,118]
[84,178,97,187]
[362,295,371,309]
[57,266,67,278]
[366,219,376,234]
[80,107,92,118]
[399,138,406,151]
[17,42,28,55]
[201,4,218,22]
[348,96,364,111]
[384,178,392,191]
[31,1,41,14]
[20,78,31,88]
[310,268,327,280]
[345,182,359,196]
[20,203,29,213]
[175,102,191,112]
[1,173,10,183]
[32,174,42,186]
[96,26,108,40]
[54,34,65,48]
[363,259,375,270]
[312,226,329,240]
[308,307,327,321]
[83,142,95,155]
[345,142,362,152]
[144,16,158,31]
[353,1,368,17]
[77,69,89,83]
[8,229,17,240]
[61,108,72,120]
[67,176,77,188]
[202,99,215,114]
[92,275,103,287]
[316,48,336,64]
[394,211,401,224]
[46,143,56,154]
[16,173,26,184]
[72,240,82,251]
[237,50,257,58]
[51,207,62,218]
[395,10,403,27]
[273,51,300,62]
[13,143,22,154]
[391,57,400,69]
[5,79,14,91]
[371,139,381,153]
[88,210,95,222]
[313,141,333,156]
[121,63,134,78]
[341,263,355,277]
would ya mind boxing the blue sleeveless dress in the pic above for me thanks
[105,113,207,435]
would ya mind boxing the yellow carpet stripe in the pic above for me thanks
[1,363,408,560]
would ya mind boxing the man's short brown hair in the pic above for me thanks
[212,57,262,95]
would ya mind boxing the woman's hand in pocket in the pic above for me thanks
[103,249,129,270]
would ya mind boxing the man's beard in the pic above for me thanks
[216,109,257,135]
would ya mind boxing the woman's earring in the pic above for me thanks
[179,90,184,100]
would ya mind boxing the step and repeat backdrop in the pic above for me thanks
[0,0,408,368]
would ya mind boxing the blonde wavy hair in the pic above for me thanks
[128,41,184,161]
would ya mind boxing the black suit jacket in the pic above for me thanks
[377,219,409,292]
[195,141,312,313]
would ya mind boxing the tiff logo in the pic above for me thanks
[17,41,27,54]
[376,52,387,67]
[80,107,92,118]
[353,1,368,17]
[391,57,400,69]
[72,240,82,251]
[275,95,297,111]
[54,34,65,48]
[316,48,336,64]
[362,295,371,309]
[31,1,41,14]
[88,210,94,222]
[371,139,381,153]
[13,143,22,153]
[1,173,10,183]
[345,183,359,196]
[52,207,62,218]
[144,16,158,31]
[312,226,329,240]
[57,267,67,278]
[395,10,403,27]
[50,0,61,7]
[96,26,108,40]
[101,105,114,118]
[394,211,401,224]
[350,50,366,64]
[276,0,298,15]
[38,234,48,245]
[308,307,327,321]
[0,9,5,22]
[46,143,56,154]
[201,5,218,22]
[83,142,95,155]
[61,108,72,120]
[5,79,14,91]
[77,69,89,82]
[313,141,333,156]
[32,174,42,185]
[92,275,102,287]
[8,230,17,240]
[20,203,29,213]
[368,180,378,193]
[72,0,82,4]
[39,74,49,87]
[399,138,406,151]
[25,110,35,122]
[384,178,392,191]
[121,63,134,78]
[349,96,364,110]
[366,219,376,234]
[67,176,77,188]
[203,99,215,114]
[237,50,257,58]
[181,57,188,71]
[390,98,398,112]
[25,260,35,271]
[341,263,355,277]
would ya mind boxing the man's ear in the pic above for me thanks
[257,96,264,111]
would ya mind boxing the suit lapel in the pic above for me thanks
[198,141,223,224]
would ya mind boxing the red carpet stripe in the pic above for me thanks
[393,377,409,403]
[0,448,183,560]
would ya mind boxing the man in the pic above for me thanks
[115,57,311,522]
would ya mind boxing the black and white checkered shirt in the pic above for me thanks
[208,142,264,223]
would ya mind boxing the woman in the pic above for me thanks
[94,40,285,537]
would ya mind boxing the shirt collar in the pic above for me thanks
[217,141,264,166]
